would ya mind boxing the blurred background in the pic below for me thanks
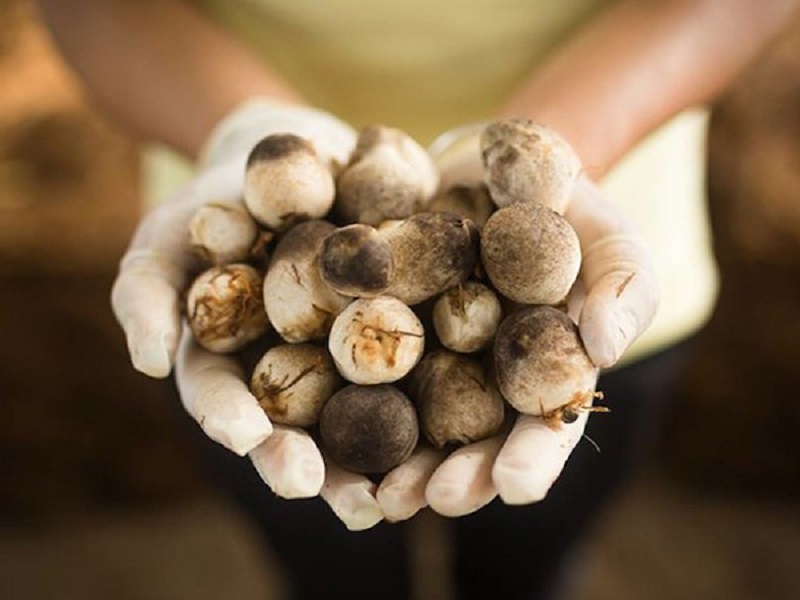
[1,1,799,598]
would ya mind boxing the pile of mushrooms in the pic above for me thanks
[184,119,601,476]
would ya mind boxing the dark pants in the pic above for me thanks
[195,342,688,600]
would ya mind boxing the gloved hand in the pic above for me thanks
[111,99,383,530]
[375,122,660,521]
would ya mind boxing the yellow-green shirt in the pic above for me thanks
[195,0,605,143]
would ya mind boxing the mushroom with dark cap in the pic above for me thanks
[320,384,419,474]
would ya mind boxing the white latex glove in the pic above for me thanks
[112,100,382,530]
[376,124,659,521]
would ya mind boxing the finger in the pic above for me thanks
[249,426,325,499]
[565,177,660,367]
[321,460,383,531]
[492,413,589,505]
[425,434,504,518]
[376,447,446,522]
[175,326,272,456]
[112,257,181,378]
[579,237,659,367]
[112,158,247,377]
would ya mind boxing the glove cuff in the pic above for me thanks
[199,98,357,172]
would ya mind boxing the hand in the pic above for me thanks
[375,122,659,520]
[111,100,383,530]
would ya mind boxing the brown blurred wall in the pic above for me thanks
[0,1,140,274]
[662,25,800,495]
[0,1,207,522]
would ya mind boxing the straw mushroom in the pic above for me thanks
[186,264,269,353]
[189,200,260,265]
[320,384,419,474]
[481,119,581,214]
[244,134,336,230]
[494,306,599,428]
[318,212,479,304]
[383,212,480,305]
[318,224,395,298]
[263,220,351,343]
[336,125,439,225]
[481,203,580,305]
[250,344,342,427]
[328,296,424,384]
[409,351,505,448]
[432,282,502,353]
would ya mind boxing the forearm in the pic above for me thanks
[503,0,800,177]
[37,0,301,158]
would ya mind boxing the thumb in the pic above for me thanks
[565,177,660,368]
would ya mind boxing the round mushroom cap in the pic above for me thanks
[494,305,597,417]
[409,351,505,448]
[328,296,425,384]
[319,224,395,297]
[186,264,270,353]
[432,282,502,353]
[336,125,439,225]
[320,384,419,474]
[481,119,581,214]
[481,203,580,305]
[250,344,342,427]
[189,201,259,265]
[244,134,335,230]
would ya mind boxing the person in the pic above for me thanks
[37,1,800,598]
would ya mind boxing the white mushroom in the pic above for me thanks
[186,264,270,353]
[250,343,342,427]
[432,282,502,353]
[189,200,260,265]
[263,220,351,343]
[244,134,336,230]
[328,296,424,384]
